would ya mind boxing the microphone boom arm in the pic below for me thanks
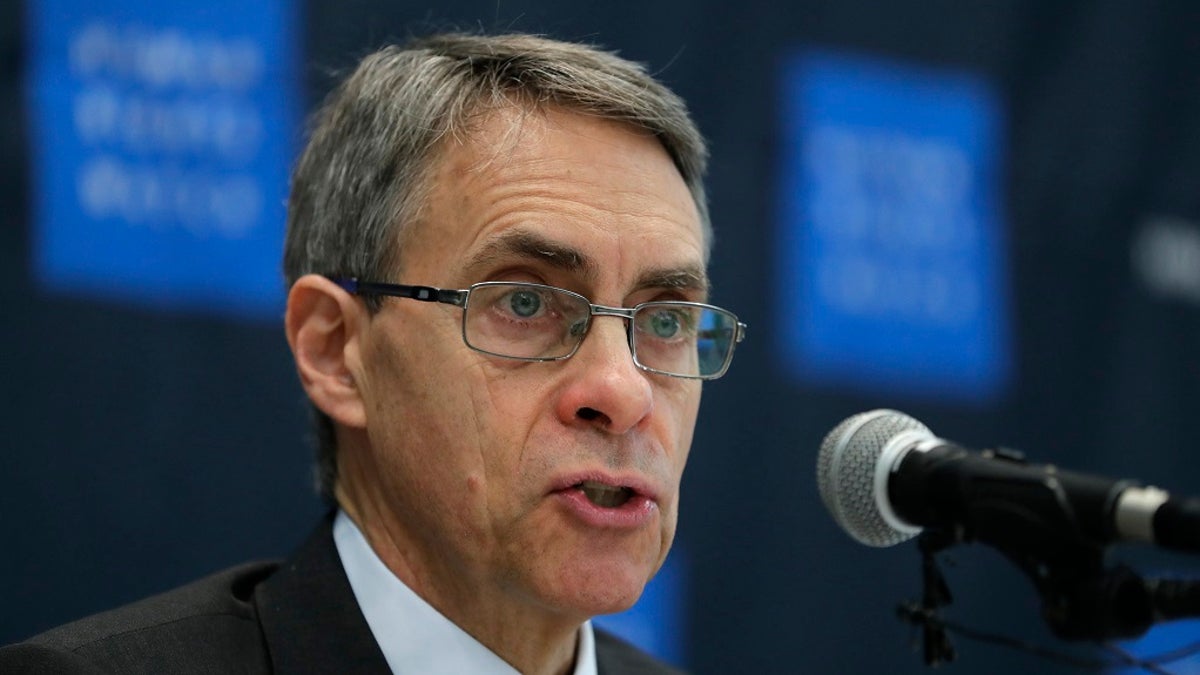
[892,444,1162,641]
[819,410,1200,662]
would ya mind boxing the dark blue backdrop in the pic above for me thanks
[5,1,1200,673]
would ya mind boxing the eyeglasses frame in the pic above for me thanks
[332,277,746,380]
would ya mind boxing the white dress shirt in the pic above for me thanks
[333,510,599,675]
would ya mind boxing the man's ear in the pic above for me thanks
[285,274,367,429]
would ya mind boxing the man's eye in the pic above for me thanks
[506,290,544,318]
[647,309,682,338]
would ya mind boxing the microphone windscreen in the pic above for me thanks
[817,409,930,546]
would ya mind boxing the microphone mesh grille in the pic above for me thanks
[816,409,930,547]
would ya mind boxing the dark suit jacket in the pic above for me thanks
[0,516,684,674]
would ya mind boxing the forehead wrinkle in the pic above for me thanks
[464,228,598,282]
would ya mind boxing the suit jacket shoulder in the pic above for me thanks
[0,516,390,675]
[0,562,276,674]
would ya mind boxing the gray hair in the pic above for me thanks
[283,32,710,502]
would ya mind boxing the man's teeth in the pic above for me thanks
[578,480,633,507]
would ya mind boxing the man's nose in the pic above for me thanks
[554,316,653,434]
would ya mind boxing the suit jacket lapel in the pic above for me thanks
[253,515,680,674]
[256,514,391,674]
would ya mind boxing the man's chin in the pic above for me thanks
[538,560,655,618]
[517,516,671,618]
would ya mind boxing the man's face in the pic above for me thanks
[344,107,705,625]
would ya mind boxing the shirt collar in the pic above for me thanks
[333,510,598,675]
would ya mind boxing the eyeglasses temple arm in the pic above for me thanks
[330,278,468,307]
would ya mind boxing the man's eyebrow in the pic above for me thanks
[635,267,710,296]
[466,229,598,281]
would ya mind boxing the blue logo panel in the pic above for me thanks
[776,50,1010,402]
[27,0,299,318]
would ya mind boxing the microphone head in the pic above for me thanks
[817,409,933,547]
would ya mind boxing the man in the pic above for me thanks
[0,32,745,674]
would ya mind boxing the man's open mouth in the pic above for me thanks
[575,480,634,508]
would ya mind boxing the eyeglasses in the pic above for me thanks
[334,278,747,380]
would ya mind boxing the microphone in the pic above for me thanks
[816,409,1200,554]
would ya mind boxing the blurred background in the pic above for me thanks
[4,0,1200,673]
